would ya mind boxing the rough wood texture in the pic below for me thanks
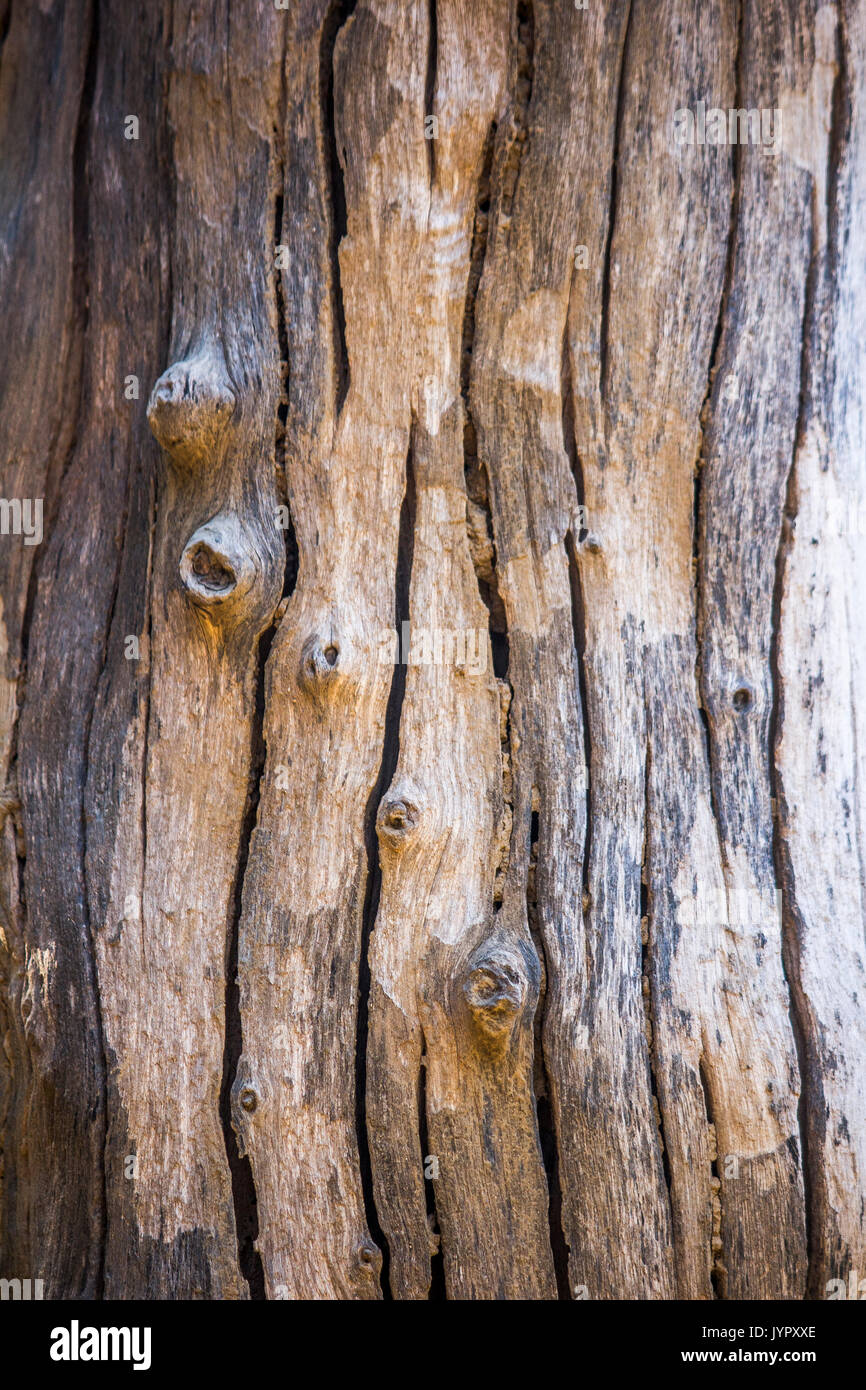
[1,0,864,1300]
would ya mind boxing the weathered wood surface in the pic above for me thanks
[1,0,864,1300]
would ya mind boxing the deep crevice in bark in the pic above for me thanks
[528,801,571,1299]
[0,0,12,79]
[320,0,355,417]
[770,195,824,1300]
[564,530,592,940]
[273,184,299,597]
[640,725,674,1244]
[463,121,507,653]
[68,0,108,1299]
[699,1056,725,1299]
[417,1047,445,1300]
[219,613,282,1301]
[496,0,533,238]
[424,0,437,188]
[694,0,743,878]
[356,441,417,1299]
[599,0,632,408]
[562,319,592,925]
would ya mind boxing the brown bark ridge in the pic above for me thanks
[1,0,863,1299]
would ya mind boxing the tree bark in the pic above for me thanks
[1,0,864,1301]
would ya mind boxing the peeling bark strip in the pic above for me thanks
[2,0,865,1300]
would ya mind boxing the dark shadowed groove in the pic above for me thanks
[694,0,744,878]
[417,1046,446,1299]
[273,148,299,596]
[67,0,108,1299]
[320,0,356,417]
[564,532,592,952]
[19,0,101,673]
[273,21,291,536]
[528,802,571,1299]
[640,724,674,1237]
[462,123,507,663]
[562,313,593,920]
[769,0,848,1282]
[698,1057,724,1299]
[217,104,295,1299]
[496,1,533,235]
[220,612,283,1301]
[424,0,437,187]
[460,124,496,415]
[357,441,417,1299]
[825,5,847,288]
[770,188,824,1300]
[599,0,632,407]
[0,1,12,79]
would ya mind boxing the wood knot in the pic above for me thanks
[356,1239,382,1277]
[376,790,422,850]
[147,344,236,469]
[463,952,526,1046]
[231,1069,261,1152]
[299,634,342,691]
[238,1086,257,1113]
[179,514,256,613]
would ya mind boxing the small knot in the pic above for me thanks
[179,514,256,612]
[376,792,421,849]
[583,532,603,554]
[299,635,342,690]
[732,683,754,713]
[147,344,236,469]
[239,1086,257,1113]
[463,955,526,1046]
[356,1239,382,1277]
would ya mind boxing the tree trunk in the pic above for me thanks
[1,0,864,1301]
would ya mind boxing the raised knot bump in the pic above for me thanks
[356,1239,382,1277]
[463,954,526,1046]
[147,344,236,468]
[376,791,422,849]
[299,635,342,690]
[179,513,256,612]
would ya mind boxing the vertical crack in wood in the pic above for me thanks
[69,0,109,1298]
[320,0,356,417]
[694,0,743,878]
[463,122,508,675]
[497,0,533,241]
[599,0,632,412]
[562,317,592,939]
[0,1,12,74]
[424,0,437,189]
[698,1056,724,1299]
[770,177,823,1303]
[640,722,674,1241]
[564,533,591,979]
[220,616,275,1300]
[528,797,571,1298]
[218,73,295,1296]
[417,1044,445,1299]
[273,175,298,597]
[357,441,417,1298]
